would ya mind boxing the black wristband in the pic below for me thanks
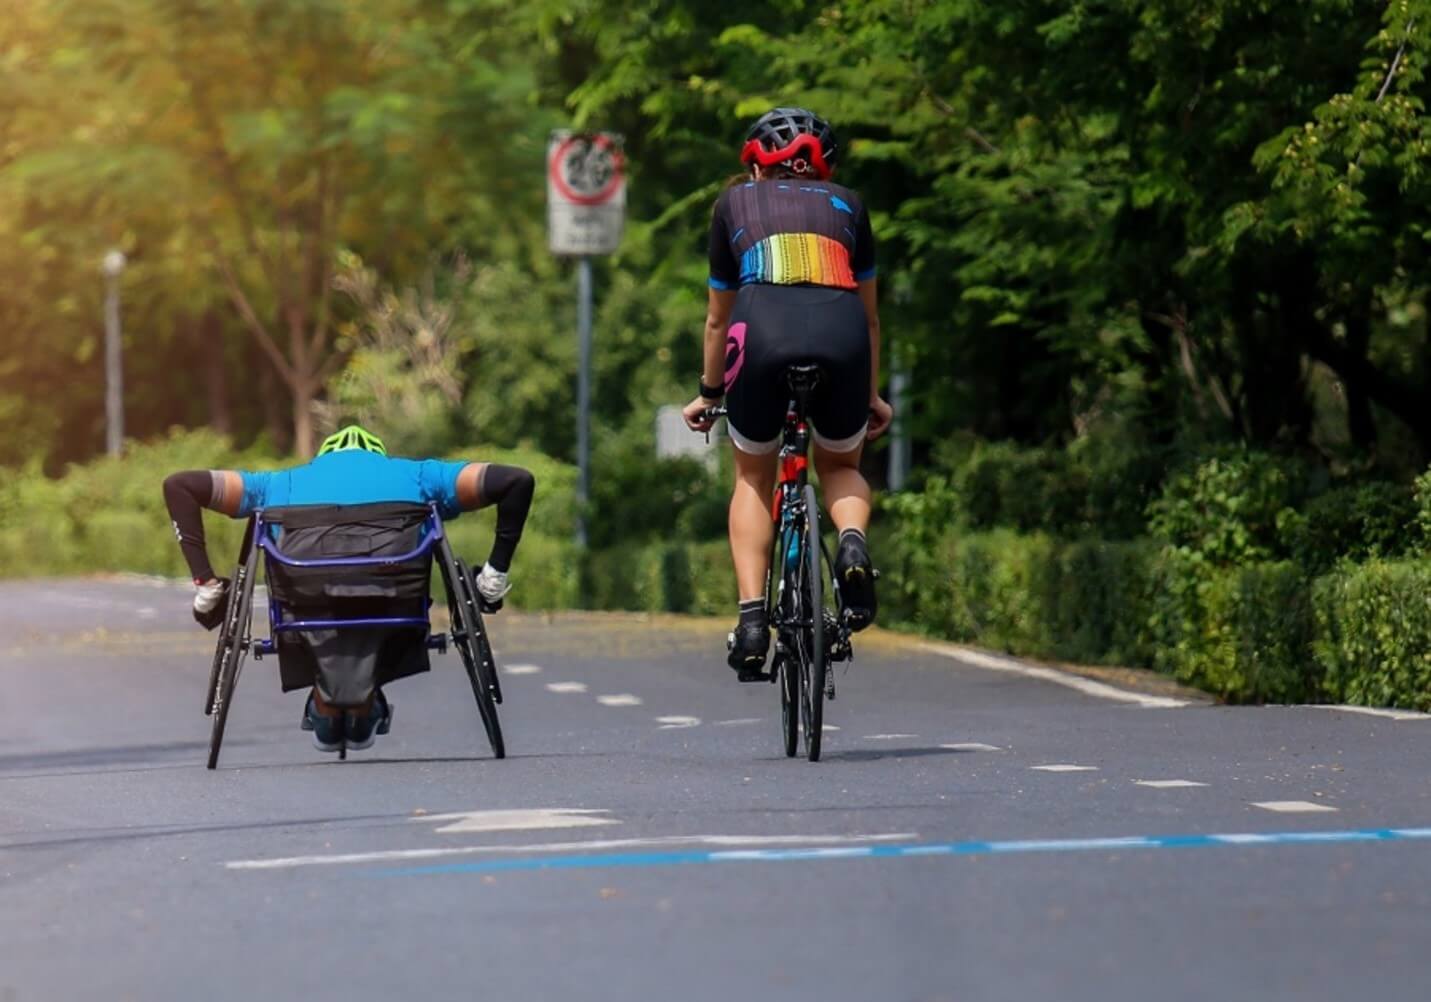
[699,379,725,400]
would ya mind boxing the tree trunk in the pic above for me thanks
[292,381,315,459]
[197,310,232,436]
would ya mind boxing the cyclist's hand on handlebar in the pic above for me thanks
[683,396,723,433]
[867,395,894,440]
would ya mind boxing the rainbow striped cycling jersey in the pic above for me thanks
[708,179,875,292]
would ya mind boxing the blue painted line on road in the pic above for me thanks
[374,827,1431,878]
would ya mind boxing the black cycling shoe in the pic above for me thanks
[835,533,877,631]
[344,689,392,751]
[727,622,771,681]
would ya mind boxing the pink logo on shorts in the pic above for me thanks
[724,322,748,392]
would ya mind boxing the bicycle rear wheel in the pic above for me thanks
[800,485,827,762]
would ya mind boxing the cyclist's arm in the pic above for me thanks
[161,470,245,583]
[702,287,737,396]
[857,278,881,402]
[445,462,537,573]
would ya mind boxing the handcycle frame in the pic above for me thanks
[203,502,505,769]
[707,363,852,762]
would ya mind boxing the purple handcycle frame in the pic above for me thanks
[251,503,446,658]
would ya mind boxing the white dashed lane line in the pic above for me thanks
[865,733,919,740]
[1252,800,1339,813]
[596,694,643,707]
[713,718,762,727]
[502,664,543,676]
[657,715,701,729]
[544,682,588,694]
[1136,780,1209,789]
[1031,764,1098,773]
[941,742,1003,752]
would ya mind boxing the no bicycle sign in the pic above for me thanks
[548,130,626,256]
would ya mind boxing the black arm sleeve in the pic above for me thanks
[479,464,536,573]
[162,470,216,582]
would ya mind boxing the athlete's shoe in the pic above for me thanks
[727,622,771,681]
[343,689,392,751]
[834,533,877,631]
[301,692,345,753]
[192,578,230,631]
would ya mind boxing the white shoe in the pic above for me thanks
[474,563,511,604]
[193,579,227,615]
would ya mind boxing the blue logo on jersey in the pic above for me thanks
[830,195,853,215]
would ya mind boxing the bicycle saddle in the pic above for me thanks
[785,364,823,391]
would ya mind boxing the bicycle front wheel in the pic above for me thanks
[800,484,827,762]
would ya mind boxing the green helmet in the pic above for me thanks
[317,424,386,457]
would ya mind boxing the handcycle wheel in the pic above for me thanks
[207,543,257,770]
[459,560,504,706]
[800,485,827,762]
[442,551,505,759]
[205,519,255,716]
[206,634,247,769]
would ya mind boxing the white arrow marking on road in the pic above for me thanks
[503,664,543,676]
[1136,779,1208,789]
[413,809,618,835]
[1031,764,1098,773]
[597,694,643,707]
[941,742,1003,752]
[225,832,917,871]
[545,681,588,694]
[657,715,700,729]
[1251,800,1338,813]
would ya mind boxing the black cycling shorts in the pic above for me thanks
[723,284,871,455]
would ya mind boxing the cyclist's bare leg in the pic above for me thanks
[730,446,778,601]
[813,441,870,533]
[814,441,877,627]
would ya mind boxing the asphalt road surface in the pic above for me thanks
[5,578,1431,1001]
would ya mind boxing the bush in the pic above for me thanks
[583,539,734,614]
[1282,481,1418,574]
[1148,449,1300,566]
[1313,559,1431,710]
[953,443,1088,534]
[1415,469,1431,549]
[1148,555,1316,702]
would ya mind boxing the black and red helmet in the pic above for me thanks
[740,107,838,180]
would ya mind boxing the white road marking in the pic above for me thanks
[822,725,841,733]
[1031,764,1098,773]
[225,832,918,871]
[1136,780,1208,789]
[137,607,157,619]
[1301,704,1431,722]
[941,742,1003,752]
[713,718,762,727]
[597,694,643,707]
[657,715,701,729]
[544,681,588,694]
[918,641,1189,708]
[1251,800,1338,813]
[865,733,918,740]
[503,664,543,676]
[413,809,618,835]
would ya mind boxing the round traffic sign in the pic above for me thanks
[549,133,624,207]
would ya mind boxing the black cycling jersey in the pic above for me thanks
[708,180,876,292]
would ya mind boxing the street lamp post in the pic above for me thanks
[102,249,126,457]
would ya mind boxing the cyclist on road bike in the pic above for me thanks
[682,107,892,678]
[161,425,535,751]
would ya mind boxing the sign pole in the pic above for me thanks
[576,256,593,548]
[102,250,127,457]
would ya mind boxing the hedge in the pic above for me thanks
[1314,560,1431,710]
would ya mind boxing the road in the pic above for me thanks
[4,578,1431,1001]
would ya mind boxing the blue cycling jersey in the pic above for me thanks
[236,451,468,521]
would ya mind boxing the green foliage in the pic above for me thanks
[1148,450,1300,566]
[1281,481,1419,573]
[583,540,733,615]
[1416,469,1431,547]
[1314,559,1431,710]
[1148,556,1316,703]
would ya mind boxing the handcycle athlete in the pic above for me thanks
[683,107,892,680]
[161,425,535,752]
